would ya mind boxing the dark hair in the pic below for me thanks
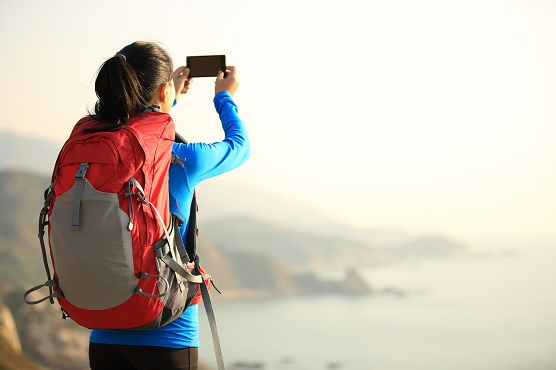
[89,41,173,130]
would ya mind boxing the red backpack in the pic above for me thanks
[24,112,203,330]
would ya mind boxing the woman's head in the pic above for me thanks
[91,41,174,128]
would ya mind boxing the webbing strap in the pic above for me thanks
[134,272,170,298]
[146,197,202,284]
[23,280,63,305]
[71,163,89,231]
[198,257,225,370]
[160,255,203,283]
[187,190,225,369]
[38,183,55,303]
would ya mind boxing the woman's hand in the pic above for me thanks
[173,66,193,101]
[215,66,239,97]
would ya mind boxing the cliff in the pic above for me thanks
[0,302,21,354]
[2,287,216,370]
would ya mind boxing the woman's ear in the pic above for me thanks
[158,81,176,113]
[158,82,171,103]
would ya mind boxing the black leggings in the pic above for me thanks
[89,343,198,370]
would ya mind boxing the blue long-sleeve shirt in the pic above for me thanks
[170,91,250,234]
[90,91,250,348]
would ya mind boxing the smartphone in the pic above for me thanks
[186,55,226,78]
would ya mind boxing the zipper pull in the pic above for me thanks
[171,154,186,168]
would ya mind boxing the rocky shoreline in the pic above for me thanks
[2,287,217,370]
[1,271,373,370]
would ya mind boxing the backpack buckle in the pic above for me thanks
[74,163,90,179]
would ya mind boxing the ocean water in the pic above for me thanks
[199,247,556,370]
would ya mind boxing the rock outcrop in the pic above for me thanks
[3,288,217,370]
[0,300,42,370]
[0,303,22,353]
[6,289,90,370]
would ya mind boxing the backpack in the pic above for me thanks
[24,112,203,330]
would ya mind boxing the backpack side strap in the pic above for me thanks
[154,249,203,284]
[134,272,170,299]
[149,212,202,285]
[23,280,63,305]
[195,255,225,370]
[37,183,55,304]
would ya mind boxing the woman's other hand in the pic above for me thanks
[173,66,193,100]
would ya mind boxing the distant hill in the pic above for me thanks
[0,131,411,245]
[0,169,375,297]
[0,168,467,288]
[197,179,412,246]
[202,216,391,270]
[202,216,469,271]
[0,169,51,285]
[0,130,471,285]
[0,131,61,176]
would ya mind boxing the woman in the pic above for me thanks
[88,41,250,370]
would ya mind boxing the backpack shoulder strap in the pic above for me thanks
[186,189,198,261]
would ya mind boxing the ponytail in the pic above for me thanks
[89,41,173,131]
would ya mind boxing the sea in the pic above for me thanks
[199,246,556,370]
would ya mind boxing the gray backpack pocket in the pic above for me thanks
[49,178,136,310]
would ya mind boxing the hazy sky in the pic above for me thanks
[1,0,555,249]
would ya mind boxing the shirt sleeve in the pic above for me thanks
[172,91,250,191]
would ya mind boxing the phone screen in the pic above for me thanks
[186,55,226,78]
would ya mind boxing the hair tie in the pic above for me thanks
[116,53,127,62]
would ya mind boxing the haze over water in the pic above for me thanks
[200,246,556,369]
[1,0,555,250]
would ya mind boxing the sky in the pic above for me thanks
[1,0,555,250]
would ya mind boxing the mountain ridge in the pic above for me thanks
[0,131,424,247]
[0,169,379,293]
